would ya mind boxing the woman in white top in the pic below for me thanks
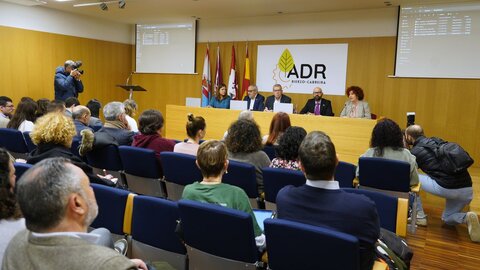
[123,99,138,132]
[174,114,206,156]
[340,86,371,119]
[7,98,37,132]
[0,148,25,265]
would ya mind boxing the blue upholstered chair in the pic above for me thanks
[262,145,276,161]
[264,218,360,270]
[70,137,82,159]
[357,157,419,234]
[343,188,408,237]
[223,160,260,208]
[14,162,33,181]
[178,199,260,270]
[86,144,125,186]
[160,152,202,201]
[119,146,165,198]
[335,161,357,188]
[22,131,36,152]
[0,128,29,159]
[262,167,305,210]
[131,196,187,270]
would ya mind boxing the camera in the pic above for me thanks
[72,60,84,75]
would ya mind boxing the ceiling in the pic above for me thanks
[2,0,470,24]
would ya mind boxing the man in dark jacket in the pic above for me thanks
[243,85,265,111]
[264,84,291,111]
[299,87,334,116]
[405,124,479,242]
[54,60,84,101]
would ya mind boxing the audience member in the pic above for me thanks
[270,126,306,170]
[264,84,292,112]
[123,99,139,132]
[174,114,206,156]
[7,99,37,132]
[0,96,14,119]
[263,112,291,146]
[222,110,254,141]
[27,113,114,187]
[54,60,84,101]
[65,97,80,117]
[2,158,147,269]
[35,98,50,120]
[340,86,371,119]
[72,105,93,137]
[357,118,419,186]
[182,140,265,250]
[95,101,135,146]
[243,85,265,111]
[132,110,175,176]
[86,99,103,131]
[276,131,380,270]
[46,100,66,113]
[208,83,231,109]
[0,148,25,266]
[225,119,270,193]
[405,125,480,241]
[299,87,334,116]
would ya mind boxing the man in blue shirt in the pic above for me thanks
[54,60,84,101]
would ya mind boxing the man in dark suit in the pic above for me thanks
[276,131,380,270]
[243,85,265,111]
[299,87,334,116]
[264,84,292,111]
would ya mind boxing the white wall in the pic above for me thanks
[0,1,132,44]
[198,7,399,42]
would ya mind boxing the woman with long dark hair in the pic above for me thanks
[7,99,37,132]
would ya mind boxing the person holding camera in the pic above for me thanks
[54,60,84,101]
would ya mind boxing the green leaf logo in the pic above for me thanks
[278,49,295,75]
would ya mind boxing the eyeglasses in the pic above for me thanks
[273,89,282,92]
[313,92,322,94]
[5,105,14,108]
[247,90,255,93]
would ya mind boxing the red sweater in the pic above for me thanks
[132,133,176,175]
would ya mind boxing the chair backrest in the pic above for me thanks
[335,161,357,188]
[86,144,123,171]
[178,199,258,263]
[262,145,276,161]
[264,218,359,270]
[132,196,186,255]
[161,152,201,185]
[22,131,36,152]
[358,157,411,193]
[90,183,131,235]
[343,188,405,236]
[0,128,29,157]
[222,160,258,199]
[14,162,33,181]
[262,167,305,204]
[119,146,160,178]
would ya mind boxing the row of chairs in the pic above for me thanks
[0,128,36,159]
[91,183,403,270]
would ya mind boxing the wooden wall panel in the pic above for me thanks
[0,25,132,108]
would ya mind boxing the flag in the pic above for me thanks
[241,46,250,100]
[227,45,238,99]
[214,46,223,97]
[201,46,211,107]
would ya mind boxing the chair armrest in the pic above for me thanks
[396,198,408,237]
[410,183,421,193]
[373,260,388,270]
[353,177,359,188]
[123,193,137,235]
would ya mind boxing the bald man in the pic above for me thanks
[72,105,93,137]
[299,87,334,116]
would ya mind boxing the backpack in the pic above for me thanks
[418,137,474,174]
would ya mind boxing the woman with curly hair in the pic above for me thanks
[357,118,419,186]
[0,148,25,264]
[225,119,271,193]
[339,86,371,119]
[263,112,291,146]
[7,98,38,132]
[27,112,115,186]
[270,126,307,171]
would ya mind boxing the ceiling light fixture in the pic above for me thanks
[73,0,126,10]
[99,2,107,11]
[118,0,125,9]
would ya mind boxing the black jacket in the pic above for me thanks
[410,136,471,189]
[299,98,334,116]
[264,95,292,111]
[243,94,265,111]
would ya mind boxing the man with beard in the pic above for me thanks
[299,87,334,116]
[0,96,14,128]
[2,158,147,270]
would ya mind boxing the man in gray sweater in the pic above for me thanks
[2,158,147,270]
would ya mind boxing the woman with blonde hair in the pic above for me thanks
[174,114,206,156]
[123,99,138,132]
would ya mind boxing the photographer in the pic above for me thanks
[54,60,84,101]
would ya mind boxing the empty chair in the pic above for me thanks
[90,183,133,239]
[262,167,305,210]
[264,218,359,270]
[222,160,260,208]
[335,161,357,188]
[86,144,125,186]
[119,146,165,198]
[178,199,261,270]
[14,162,33,180]
[131,196,187,270]
[343,188,408,237]
[262,145,276,161]
[0,128,29,159]
[358,157,419,233]
[22,131,36,152]
[161,152,202,200]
